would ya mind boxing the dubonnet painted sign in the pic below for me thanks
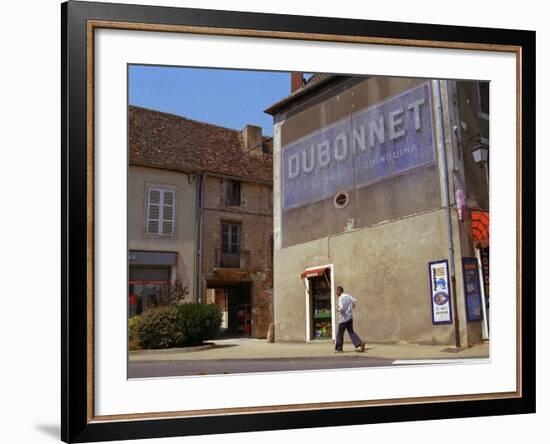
[282,82,435,210]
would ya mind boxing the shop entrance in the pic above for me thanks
[302,267,333,341]
[207,282,252,337]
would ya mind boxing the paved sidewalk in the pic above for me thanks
[129,338,489,362]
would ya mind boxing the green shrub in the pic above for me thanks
[134,303,222,349]
[128,315,141,350]
[135,305,185,349]
[178,303,223,346]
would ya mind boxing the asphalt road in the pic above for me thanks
[128,356,394,378]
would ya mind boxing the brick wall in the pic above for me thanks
[201,176,273,338]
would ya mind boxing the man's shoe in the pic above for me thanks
[355,341,365,352]
[334,349,343,353]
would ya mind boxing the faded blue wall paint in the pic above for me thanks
[281,82,436,210]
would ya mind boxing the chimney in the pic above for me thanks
[291,72,304,93]
[242,125,263,155]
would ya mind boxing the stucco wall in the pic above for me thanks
[128,165,196,298]
[456,81,490,211]
[274,209,460,344]
[278,77,441,248]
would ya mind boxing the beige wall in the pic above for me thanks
[128,165,196,298]
[272,77,488,346]
[278,77,441,248]
[456,81,490,210]
[201,176,274,338]
[274,209,461,344]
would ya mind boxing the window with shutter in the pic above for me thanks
[146,187,176,236]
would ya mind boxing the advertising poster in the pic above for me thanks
[428,260,453,325]
[462,257,483,322]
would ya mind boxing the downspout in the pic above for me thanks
[195,173,204,303]
[434,80,461,349]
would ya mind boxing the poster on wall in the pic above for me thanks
[428,260,453,325]
[462,257,483,322]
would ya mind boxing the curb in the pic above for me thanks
[130,343,215,356]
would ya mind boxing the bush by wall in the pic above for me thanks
[134,305,185,349]
[128,315,141,350]
[178,303,223,346]
[134,303,222,349]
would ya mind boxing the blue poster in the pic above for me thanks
[462,257,483,322]
[429,260,453,325]
[282,82,435,210]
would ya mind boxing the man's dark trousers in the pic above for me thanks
[335,319,363,351]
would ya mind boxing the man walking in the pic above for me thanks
[334,286,365,353]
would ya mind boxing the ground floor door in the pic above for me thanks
[208,283,252,337]
[308,273,332,340]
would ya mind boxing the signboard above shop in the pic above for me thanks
[281,82,436,210]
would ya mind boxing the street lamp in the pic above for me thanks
[471,142,489,186]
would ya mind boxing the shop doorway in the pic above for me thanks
[207,282,252,337]
[302,266,334,342]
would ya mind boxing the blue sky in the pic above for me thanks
[129,65,293,137]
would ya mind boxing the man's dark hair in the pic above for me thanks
[336,286,344,292]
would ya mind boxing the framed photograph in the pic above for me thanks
[62,1,535,442]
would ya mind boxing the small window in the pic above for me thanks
[146,187,175,236]
[225,180,241,206]
[478,82,489,115]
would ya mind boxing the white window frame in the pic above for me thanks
[145,186,176,237]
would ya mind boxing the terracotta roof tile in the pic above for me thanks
[129,106,272,182]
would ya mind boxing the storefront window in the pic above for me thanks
[128,280,168,316]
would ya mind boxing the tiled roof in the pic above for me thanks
[129,106,273,182]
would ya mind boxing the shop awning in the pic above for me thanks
[301,266,329,279]
[471,210,489,247]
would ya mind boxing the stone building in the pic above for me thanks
[265,74,490,347]
[128,106,273,338]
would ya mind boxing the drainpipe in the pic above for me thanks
[434,80,461,349]
[195,173,204,303]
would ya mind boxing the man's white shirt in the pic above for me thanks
[338,293,357,323]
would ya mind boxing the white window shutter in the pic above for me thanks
[146,189,160,234]
[161,190,175,236]
[146,188,176,236]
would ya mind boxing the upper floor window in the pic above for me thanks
[225,180,241,206]
[221,222,240,254]
[146,187,175,237]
